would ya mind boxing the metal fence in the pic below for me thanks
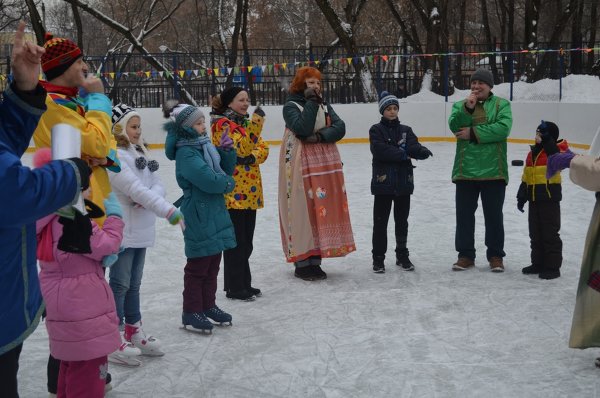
[3,43,599,106]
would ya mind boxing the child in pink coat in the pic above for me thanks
[36,192,124,397]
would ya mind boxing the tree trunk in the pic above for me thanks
[532,0,577,81]
[522,0,541,81]
[225,0,244,86]
[241,0,256,104]
[480,0,499,84]
[24,0,45,45]
[570,0,584,74]
[586,0,598,71]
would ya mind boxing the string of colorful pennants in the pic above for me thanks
[0,46,598,81]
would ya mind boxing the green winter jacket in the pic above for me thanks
[448,93,512,183]
[282,94,345,142]
[165,128,237,258]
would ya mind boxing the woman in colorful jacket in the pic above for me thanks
[279,66,356,281]
[211,87,269,301]
[0,22,89,396]
[448,68,512,273]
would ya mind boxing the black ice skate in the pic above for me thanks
[204,306,232,326]
[182,312,214,334]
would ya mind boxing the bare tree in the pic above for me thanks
[313,0,376,101]
[24,0,45,44]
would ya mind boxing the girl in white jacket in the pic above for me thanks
[108,104,184,362]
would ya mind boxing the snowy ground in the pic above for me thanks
[18,142,600,397]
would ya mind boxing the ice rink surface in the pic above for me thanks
[18,142,600,397]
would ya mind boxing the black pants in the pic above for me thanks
[372,194,411,260]
[455,180,506,261]
[529,201,562,270]
[47,354,60,394]
[223,209,256,293]
[0,343,23,398]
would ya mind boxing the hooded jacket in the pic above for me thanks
[0,84,81,355]
[165,122,237,258]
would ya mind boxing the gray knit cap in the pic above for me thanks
[170,104,205,128]
[470,68,494,88]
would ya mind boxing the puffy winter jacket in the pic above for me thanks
[109,145,173,248]
[448,93,512,183]
[33,82,120,225]
[37,214,123,361]
[369,118,430,196]
[165,125,237,258]
[0,84,81,356]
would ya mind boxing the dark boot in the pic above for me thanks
[373,256,385,273]
[539,269,560,280]
[312,264,327,280]
[294,266,317,281]
[226,289,256,301]
[522,264,542,274]
[396,254,414,271]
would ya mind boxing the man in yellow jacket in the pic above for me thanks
[33,33,119,226]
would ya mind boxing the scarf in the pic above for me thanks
[223,108,249,128]
[40,80,85,116]
[176,134,225,175]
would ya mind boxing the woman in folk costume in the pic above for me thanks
[547,144,600,366]
[279,66,356,281]
[211,87,269,301]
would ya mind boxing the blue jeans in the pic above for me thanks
[109,248,146,326]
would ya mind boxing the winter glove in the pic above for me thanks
[303,132,322,144]
[167,208,185,226]
[102,246,125,268]
[237,155,256,165]
[57,212,92,254]
[516,182,527,213]
[219,129,234,151]
[67,157,92,191]
[546,150,576,179]
[103,192,123,218]
[254,105,265,118]
[419,147,433,159]
[304,87,323,104]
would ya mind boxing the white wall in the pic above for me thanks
[136,102,600,146]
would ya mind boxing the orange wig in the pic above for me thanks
[289,66,322,94]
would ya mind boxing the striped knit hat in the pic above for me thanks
[378,91,399,114]
[41,33,83,81]
[112,103,141,135]
[170,104,205,128]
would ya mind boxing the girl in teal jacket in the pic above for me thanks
[164,103,237,333]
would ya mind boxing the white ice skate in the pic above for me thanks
[125,321,164,357]
[108,336,142,367]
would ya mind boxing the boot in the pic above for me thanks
[294,265,317,281]
[396,254,414,271]
[373,256,385,273]
[226,289,256,301]
[522,264,542,274]
[204,306,233,325]
[539,269,560,280]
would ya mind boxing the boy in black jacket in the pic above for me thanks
[517,120,570,280]
[369,91,433,273]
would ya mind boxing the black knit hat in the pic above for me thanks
[537,120,559,141]
[378,91,399,114]
[221,86,245,109]
[470,68,494,88]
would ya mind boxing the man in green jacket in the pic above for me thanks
[448,68,513,272]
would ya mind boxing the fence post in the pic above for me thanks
[172,54,180,100]
[559,49,564,102]
[211,46,216,98]
[443,54,449,102]
[509,52,514,101]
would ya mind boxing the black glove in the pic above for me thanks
[254,106,265,118]
[420,147,433,159]
[304,87,323,104]
[516,182,527,213]
[57,212,92,253]
[303,132,322,143]
[67,157,92,191]
[237,155,256,165]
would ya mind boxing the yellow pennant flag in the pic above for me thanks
[214,68,219,76]
[145,71,151,77]
[179,70,185,78]
[248,66,253,72]
[109,72,115,79]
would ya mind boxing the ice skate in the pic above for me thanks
[108,336,142,367]
[204,306,232,326]
[125,321,164,356]
[182,312,213,334]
